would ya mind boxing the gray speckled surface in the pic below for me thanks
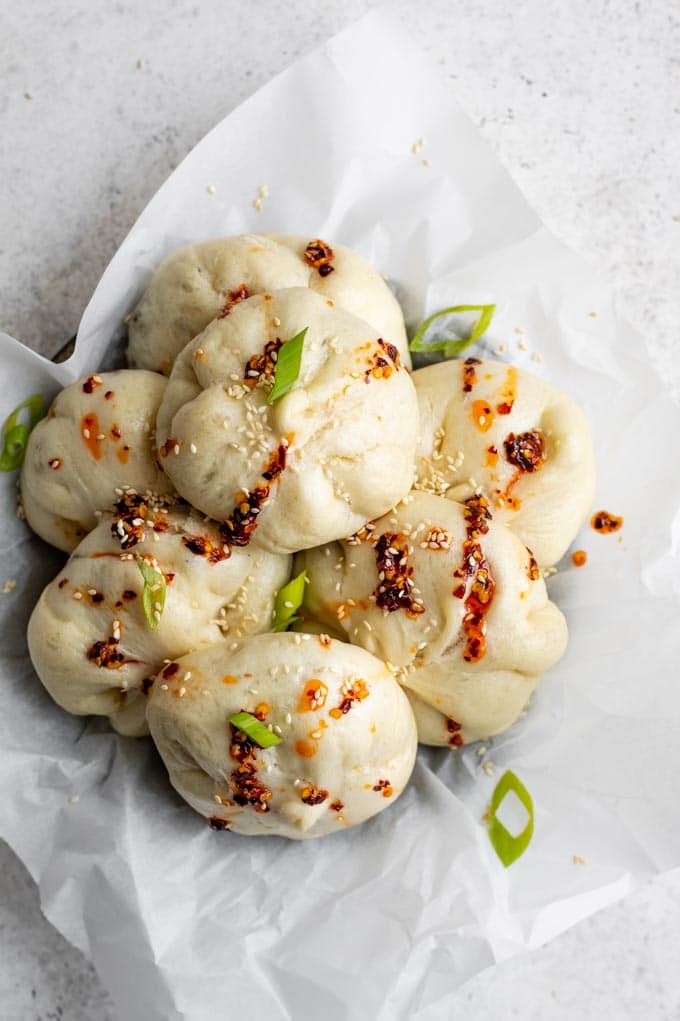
[1,1,679,1018]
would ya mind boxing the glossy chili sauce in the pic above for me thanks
[220,443,287,547]
[373,532,425,618]
[453,494,496,664]
[590,511,623,534]
[496,429,546,511]
[229,717,273,813]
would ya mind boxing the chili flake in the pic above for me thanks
[504,430,545,473]
[82,374,102,394]
[229,718,273,813]
[304,239,334,277]
[526,551,540,581]
[243,338,283,388]
[209,816,230,830]
[372,779,393,797]
[182,533,230,563]
[329,678,370,719]
[591,510,623,534]
[300,785,328,806]
[373,532,425,618]
[218,284,250,318]
[86,636,125,669]
[447,718,463,747]
[453,495,496,664]
[220,444,288,547]
[463,357,482,393]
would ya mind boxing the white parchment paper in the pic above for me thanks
[2,10,680,1019]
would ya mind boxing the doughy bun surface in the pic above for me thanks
[413,358,595,567]
[21,369,174,552]
[156,288,418,554]
[27,503,291,736]
[298,491,568,745]
[146,633,417,838]
[127,233,409,372]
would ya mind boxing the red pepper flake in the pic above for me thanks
[209,816,230,830]
[504,430,545,473]
[591,510,623,535]
[86,636,126,669]
[453,495,496,664]
[300,785,328,806]
[110,424,122,440]
[141,677,154,696]
[218,284,250,318]
[526,551,540,581]
[463,357,482,393]
[496,366,518,415]
[329,678,369,719]
[182,533,231,564]
[229,718,273,813]
[110,491,150,549]
[104,390,114,400]
[373,532,425,618]
[159,436,178,458]
[243,338,283,388]
[446,718,463,747]
[82,374,102,394]
[122,589,137,600]
[372,779,393,798]
[363,339,401,383]
[220,444,288,547]
[304,239,335,277]
[162,662,180,679]
[57,577,69,589]
[329,800,344,812]
[48,457,62,470]
[86,590,104,606]
[572,549,588,567]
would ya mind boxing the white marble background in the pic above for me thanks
[1,1,679,1018]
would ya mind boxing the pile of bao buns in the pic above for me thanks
[23,234,595,840]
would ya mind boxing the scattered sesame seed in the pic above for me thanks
[421,158,430,167]
[572,855,587,865]
[68,794,79,804]
[136,59,145,70]
[206,184,216,195]
[2,579,16,594]
[530,351,543,362]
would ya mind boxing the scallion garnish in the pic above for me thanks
[135,554,166,631]
[487,769,534,868]
[272,570,308,632]
[0,394,45,472]
[228,711,282,748]
[408,304,495,359]
[267,327,307,404]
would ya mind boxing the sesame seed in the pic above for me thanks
[206,185,216,195]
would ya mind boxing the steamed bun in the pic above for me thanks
[146,633,417,838]
[156,288,418,554]
[297,491,567,745]
[27,500,291,736]
[413,358,595,566]
[21,370,174,552]
[127,233,409,372]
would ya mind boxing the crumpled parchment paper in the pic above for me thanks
[2,10,679,1020]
